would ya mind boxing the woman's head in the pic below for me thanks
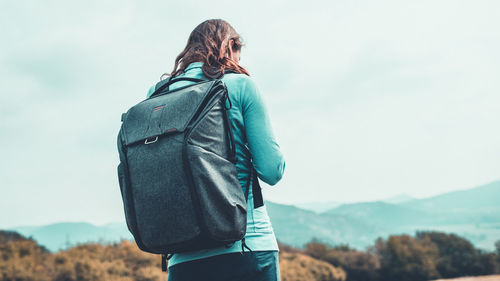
[169,19,249,78]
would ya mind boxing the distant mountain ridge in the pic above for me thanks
[11,222,132,252]
[323,201,434,227]
[321,180,500,224]
[400,180,500,212]
[265,201,383,249]
[294,193,415,213]
[383,193,415,204]
[5,180,500,252]
[294,201,343,213]
[307,180,500,250]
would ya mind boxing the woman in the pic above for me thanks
[147,19,285,281]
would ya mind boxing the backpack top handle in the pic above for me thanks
[150,76,208,98]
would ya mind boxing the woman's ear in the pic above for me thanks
[228,39,241,61]
[227,39,234,55]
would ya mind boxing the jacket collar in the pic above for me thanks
[184,62,203,72]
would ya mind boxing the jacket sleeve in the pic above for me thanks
[241,78,285,186]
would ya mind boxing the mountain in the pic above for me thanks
[400,180,500,213]
[6,180,500,252]
[382,193,415,204]
[320,180,500,250]
[323,180,500,225]
[7,204,388,252]
[396,180,500,225]
[294,193,414,213]
[323,201,435,227]
[266,201,387,250]
[11,222,132,252]
[294,201,343,213]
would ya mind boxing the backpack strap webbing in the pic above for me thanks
[245,167,264,208]
[150,76,207,98]
[251,168,264,208]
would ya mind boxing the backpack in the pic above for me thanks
[116,75,263,271]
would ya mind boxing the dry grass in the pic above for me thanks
[279,251,347,281]
[432,275,500,281]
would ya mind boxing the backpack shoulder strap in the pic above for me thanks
[154,75,176,92]
[155,77,171,91]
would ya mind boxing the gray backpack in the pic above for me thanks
[117,76,263,271]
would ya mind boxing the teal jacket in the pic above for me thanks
[146,62,285,267]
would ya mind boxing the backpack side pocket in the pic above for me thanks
[117,162,136,237]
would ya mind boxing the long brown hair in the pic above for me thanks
[169,19,250,79]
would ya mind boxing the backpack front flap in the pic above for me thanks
[118,80,218,253]
[122,80,216,146]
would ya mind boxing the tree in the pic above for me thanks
[496,240,500,267]
[0,231,164,281]
[0,233,52,281]
[374,235,440,281]
[469,249,500,275]
[304,238,331,261]
[304,239,380,281]
[324,248,380,281]
[416,231,484,277]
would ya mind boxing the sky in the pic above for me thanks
[1,0,499,228]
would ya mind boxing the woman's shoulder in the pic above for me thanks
[222,73,259,95]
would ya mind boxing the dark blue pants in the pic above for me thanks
[167,251,280,281]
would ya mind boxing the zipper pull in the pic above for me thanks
[240,238,253,254]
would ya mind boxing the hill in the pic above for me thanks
[293,193,414,213]
[320,180,500,250]
[266,201,385,249]
[400,180,500,215]
[382,193,415,204]
[294,201,343,213]
[323,201,434,227]
[0,230,346,281]
[6,180,500,252]
[12,222,132,252]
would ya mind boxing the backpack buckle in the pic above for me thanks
[145,136,158,144]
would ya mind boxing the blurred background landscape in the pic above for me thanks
[6,180,500,253]
[2,180,500,280]
[1,0,500,280]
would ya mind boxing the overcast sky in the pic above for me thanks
[1,0,499,228]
